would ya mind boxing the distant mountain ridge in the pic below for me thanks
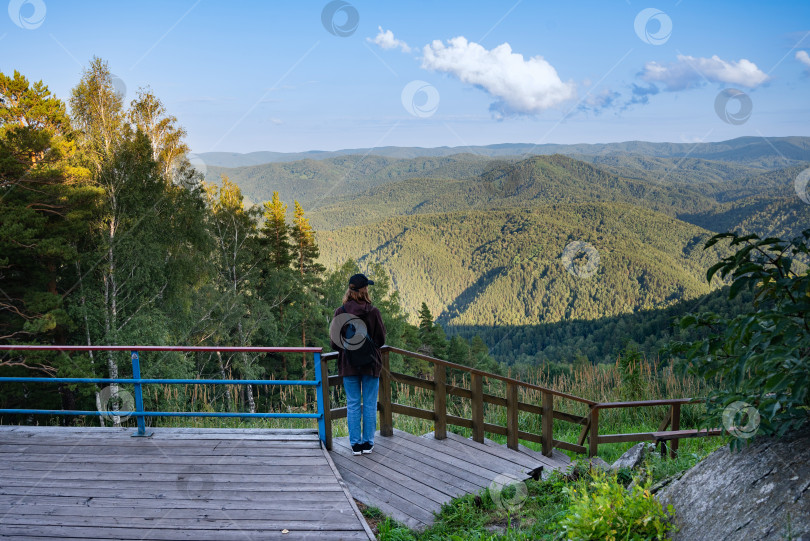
[204,153,513,208]
[201,137,810,364]
[307,154,720,230]
[198,136,810,168]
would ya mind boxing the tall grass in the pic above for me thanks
[54,351,721,463]
[367,353,718,462]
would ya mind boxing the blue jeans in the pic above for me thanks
[343,375,380,446]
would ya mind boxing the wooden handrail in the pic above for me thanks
[594,398,699,409]
[383,346,597,405]
[320,344,720,458]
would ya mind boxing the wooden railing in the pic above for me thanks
[583,399,723,458]
[320,346,723,457]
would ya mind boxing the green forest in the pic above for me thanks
[2,60,809,419]
[0,62,495,420]
[305,141,808,364]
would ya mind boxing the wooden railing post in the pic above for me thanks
[471,373,484,443]
[379,348,393,437]
[320,355,332,450]
[658,406,673,431]
[541,391,553,457]
[670,403,681,459]
[506,382,518,450]
[433,363,447,440]
[589,406,599,457]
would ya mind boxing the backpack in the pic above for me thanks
[337,305,379,368]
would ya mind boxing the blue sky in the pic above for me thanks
[4,0,810,153]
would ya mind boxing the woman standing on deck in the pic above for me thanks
[330,273,387,456]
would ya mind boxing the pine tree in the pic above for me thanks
[255,191,296,379]
[261,192,293,269]
[447,335,470,366]
[0,69,99,408]
[418,303,434,336]
[413,302,444,375]
[290,201,325,378]
[291,201,324,283]
[0,70,96,345]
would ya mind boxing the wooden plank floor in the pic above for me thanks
[0,426,373,540]
[330,428,571,530]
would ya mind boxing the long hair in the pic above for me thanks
[342,286,371,305]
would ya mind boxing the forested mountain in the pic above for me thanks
[310,152,808,363]
[678,166,810,239]
[579,155,764,188]
[194,140,810,366]
[317,203,730,328]
[308,154,720,230]
[204,153,513,208]
[199,136,810,168]
[451,286,757,370]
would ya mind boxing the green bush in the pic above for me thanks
[558,472,676,541]
[670,229,810,447]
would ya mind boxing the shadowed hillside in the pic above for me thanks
[318,203,729,328]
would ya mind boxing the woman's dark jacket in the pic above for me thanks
[331,300,387,378]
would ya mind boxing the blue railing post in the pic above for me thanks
[130,351,153,437]
[314,352,326,446]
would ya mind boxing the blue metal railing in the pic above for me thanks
[0,345,326,443]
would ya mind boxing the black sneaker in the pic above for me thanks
[351,443,363,456]
[361,442,373,454]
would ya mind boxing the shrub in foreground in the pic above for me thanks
[559,472,676,541]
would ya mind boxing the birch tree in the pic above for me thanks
[203,177,262,413]
[128,88,189,182]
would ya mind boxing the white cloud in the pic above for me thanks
[640,54,769,90]
[421,36,575,117]
[797,50,810,70]
[368,26,411,53]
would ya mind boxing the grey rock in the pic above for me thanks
[658,429,810,541]
[611,442,648,470]
[589,456,611,472]
[649,471,685,495]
